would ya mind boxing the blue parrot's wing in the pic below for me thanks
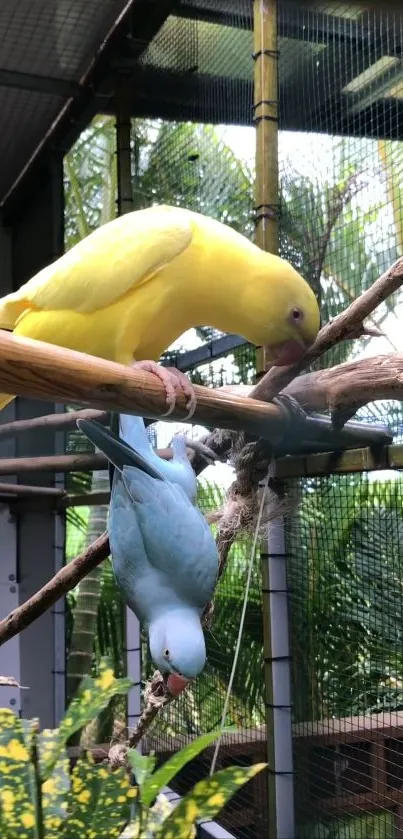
[119,413,152,454]
[124,470,218,609]
[109,471,182,624]
[119,414,197,503]
[77,418,164,481]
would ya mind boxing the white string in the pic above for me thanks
[209,472,270,776]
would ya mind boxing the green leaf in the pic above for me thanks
[39,731,70,836]
[155,763,267,838]
[0,708,37,839]
[127,749,156,791]
[141,730,227,807]
[61,755,135,838]
[42,662,132,776]
[121,793,192,839]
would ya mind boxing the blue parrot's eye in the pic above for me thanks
[164,648,170,658]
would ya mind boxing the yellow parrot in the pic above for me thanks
[0,204,320,414]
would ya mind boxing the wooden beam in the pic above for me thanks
[276,443,403,478]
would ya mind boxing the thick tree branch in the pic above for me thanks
[283,352,403,428]
[217,352,403,430]
[0,533,110,646]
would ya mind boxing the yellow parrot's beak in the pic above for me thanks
[269,338,307,366]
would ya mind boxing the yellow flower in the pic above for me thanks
[41,748,55,763]
[42,777,56,795]
[7,739,29,761]
[98,768,109,779]
[127,788,138,798]
[21,812,35,829]
[72,775,83,792]
[117,795,126,803]
[0,788,14,810]
[206,793,225,808]
[185,801,198,823]
[76,789,91,804]
[96,669,115,691]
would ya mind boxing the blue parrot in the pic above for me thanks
[77,415,219,695]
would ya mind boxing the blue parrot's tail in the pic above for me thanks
[77,419,164,481]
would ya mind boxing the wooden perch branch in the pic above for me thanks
[0,331,285,441]
[0,533,110,646]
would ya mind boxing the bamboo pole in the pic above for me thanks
[253,3,293,838]
[253,0,279,379]
[0,452,107,475]
[0,331,286,439]
[0,409,109,440]
[0,483,66,498]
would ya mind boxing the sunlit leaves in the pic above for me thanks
[42,661,132,777]
[0,710,36,839]
[140,730,224,807]
[127,750,156,792]
[61,757,135,839]
[39,731,70,837]
[154,763,267,837]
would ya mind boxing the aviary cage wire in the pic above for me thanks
[65,2,403,838]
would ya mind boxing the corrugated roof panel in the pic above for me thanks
[0,1,130,81]
[0,0,131,202]
[141,14,252,81]
[0,87,64,198]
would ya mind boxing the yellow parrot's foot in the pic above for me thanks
[131,361,196,420]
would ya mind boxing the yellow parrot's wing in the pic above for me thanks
[0,206,193,325]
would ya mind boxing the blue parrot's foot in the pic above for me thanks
[132,360,196,421]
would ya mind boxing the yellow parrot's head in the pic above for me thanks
[247,254,321,365]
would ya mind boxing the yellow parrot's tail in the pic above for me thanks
[0,393,15,412]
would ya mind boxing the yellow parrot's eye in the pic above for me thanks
[290,307,304,323]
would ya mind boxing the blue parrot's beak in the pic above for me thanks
[163,671,190,697]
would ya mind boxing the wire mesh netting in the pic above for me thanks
[0,0,131,201]
[278,4,403,838]
[286,472,403,839]
[62,1,403,837]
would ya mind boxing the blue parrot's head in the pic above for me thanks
[149,609,206,695]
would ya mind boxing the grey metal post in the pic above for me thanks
[115,75,142,733]
[261,502,295,839]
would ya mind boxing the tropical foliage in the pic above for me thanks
[0,663,265,838]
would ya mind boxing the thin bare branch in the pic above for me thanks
[0,533,110,647]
